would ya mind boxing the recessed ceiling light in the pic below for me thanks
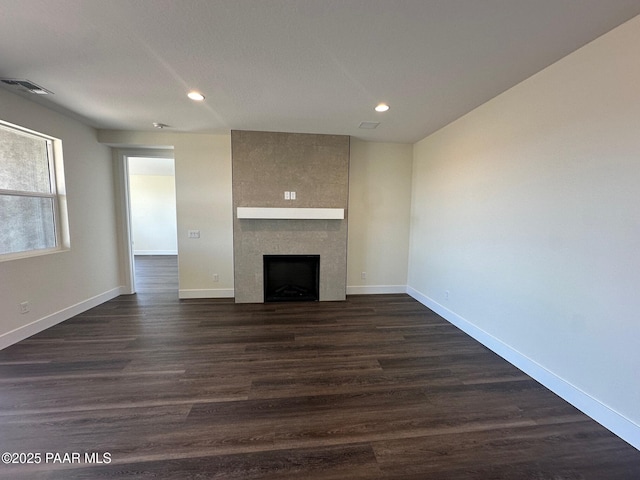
[187,91,205,101]
[375,103,390,112]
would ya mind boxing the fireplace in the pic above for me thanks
[232,130,349,303]
[263,255,320,302]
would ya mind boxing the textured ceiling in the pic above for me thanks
[1,0,639,143]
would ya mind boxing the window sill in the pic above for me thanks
[0,246,69,263]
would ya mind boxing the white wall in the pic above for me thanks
[408,16,640,447]
[97,130,234,298]
[0,89,121,348]
[347,139,412,293]
[129,174,178,255]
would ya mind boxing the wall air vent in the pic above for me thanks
[1,78,52,95]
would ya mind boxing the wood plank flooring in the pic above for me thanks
[133,255,179,293]
[0,256,638,478]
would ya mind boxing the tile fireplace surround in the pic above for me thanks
[231,130,350,303]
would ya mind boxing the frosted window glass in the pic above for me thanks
[0,195,56,254]
[0,122,62,257]
[0,126,51,193]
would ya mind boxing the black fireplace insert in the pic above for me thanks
[263,255,320,302]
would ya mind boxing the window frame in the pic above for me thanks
[0,120,68,262]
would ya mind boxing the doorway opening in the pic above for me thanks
[128,155,177,293]
[116,149,177,295]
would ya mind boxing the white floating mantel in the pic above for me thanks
[237,207,344,220]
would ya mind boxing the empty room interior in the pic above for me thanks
[1,1,640,478]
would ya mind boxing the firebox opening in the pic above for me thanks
[264,255,320,302]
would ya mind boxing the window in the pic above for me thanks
[0,120,67,259]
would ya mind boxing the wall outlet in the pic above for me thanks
[444,290,450,300]
[19,301,30,314]
[290,191,296,200]
[188,230,200,239]
[284,191,290,200]
[361,272,367,280]
[212,273,219,282]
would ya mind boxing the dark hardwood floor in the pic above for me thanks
[1,256,638,478]
[133,255,179,293]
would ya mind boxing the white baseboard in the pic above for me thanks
[180,286,407,299]
[0,287,125,350]
[178,288,235,299]
[346,285,407,295]
[406,285,640,451]
[133,250,178,255]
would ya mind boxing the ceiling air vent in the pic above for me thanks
[1,79,52,95]
[359,121,380,129]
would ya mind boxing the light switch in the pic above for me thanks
[188,230,200,238]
